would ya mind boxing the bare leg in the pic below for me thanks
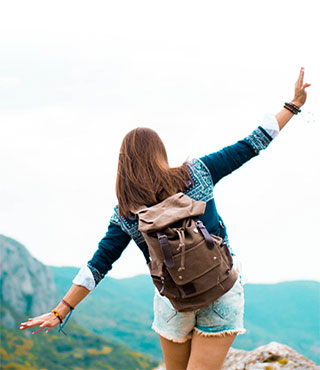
[159,335,192,370]
[187,331,237,370]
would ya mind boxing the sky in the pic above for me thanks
[1,0,319,284]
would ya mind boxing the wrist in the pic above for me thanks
[54,303,70,319]
[291,100,303,108]
[284,101,301,115]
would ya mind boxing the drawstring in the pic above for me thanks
[175,228,186,272]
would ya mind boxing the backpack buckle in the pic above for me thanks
[195,220,204,228]
[157,234,167,240]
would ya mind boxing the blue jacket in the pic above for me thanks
[87,126,273,286]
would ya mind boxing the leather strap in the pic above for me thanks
[219,219,225,240]
[157,232,174,268]
[195,219,214,250]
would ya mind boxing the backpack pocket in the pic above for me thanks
[166,238,233,298]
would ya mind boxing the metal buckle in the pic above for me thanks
[157,234,167,240]
[196,220,203,227]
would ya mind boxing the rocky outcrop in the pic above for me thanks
[0,234,56,325]
[155,342,319,369]
[222,342,319,369]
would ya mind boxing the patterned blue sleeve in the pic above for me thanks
[87,220,131,285]
[244,126,273,154]
[200,126,273,185]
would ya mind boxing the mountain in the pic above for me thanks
[51,267,320,364]
[0,234,56,326]
[0,234,159,370]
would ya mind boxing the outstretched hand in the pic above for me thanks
[20,312,60,333]
[292,67,311,108]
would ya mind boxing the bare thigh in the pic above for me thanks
[187,331,237,370]
[159,335,191,370]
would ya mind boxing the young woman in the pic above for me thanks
[20,68,310,370]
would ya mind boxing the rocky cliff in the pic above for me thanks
[0,234,56,328]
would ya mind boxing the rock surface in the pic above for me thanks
[222,342,319,369]
[0,234,56,322]
[154,342,319,369]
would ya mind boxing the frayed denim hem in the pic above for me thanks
[152,324,192,343]
[194,328,246,337]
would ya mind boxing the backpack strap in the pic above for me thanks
[157,232,174,268]
[195,219,214,250]
[219,219,225,240]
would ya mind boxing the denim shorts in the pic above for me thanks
[152,276,246,343]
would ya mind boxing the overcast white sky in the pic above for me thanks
[1,0,319,283]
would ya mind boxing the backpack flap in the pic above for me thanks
[137,193,206,232]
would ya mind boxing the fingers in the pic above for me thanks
[20,318,44,329]
[20,317,58,334]
[20,313,58,330]
[303,83,311,89]
[297,67,304,86]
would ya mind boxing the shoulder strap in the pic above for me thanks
[157,232,174,268]
[195,219,214,250]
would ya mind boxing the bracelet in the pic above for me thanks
[284,105,297,115]
[51,309,63,323]
[61,299,74,311]
[288,102,302,113]
[284,102,301,114]
[285,102,300,114]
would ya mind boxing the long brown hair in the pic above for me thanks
[116,127,193,218]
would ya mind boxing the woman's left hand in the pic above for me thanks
[20,312,60,333]
[291,67,311,108]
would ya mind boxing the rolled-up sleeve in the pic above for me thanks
[260,113,280,139]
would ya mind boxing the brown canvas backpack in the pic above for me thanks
[136,192,238,312]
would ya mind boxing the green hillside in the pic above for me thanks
[51,267,320,364]
[51,267,158,359]
[0,322,158,370]
[0,297,159,370]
